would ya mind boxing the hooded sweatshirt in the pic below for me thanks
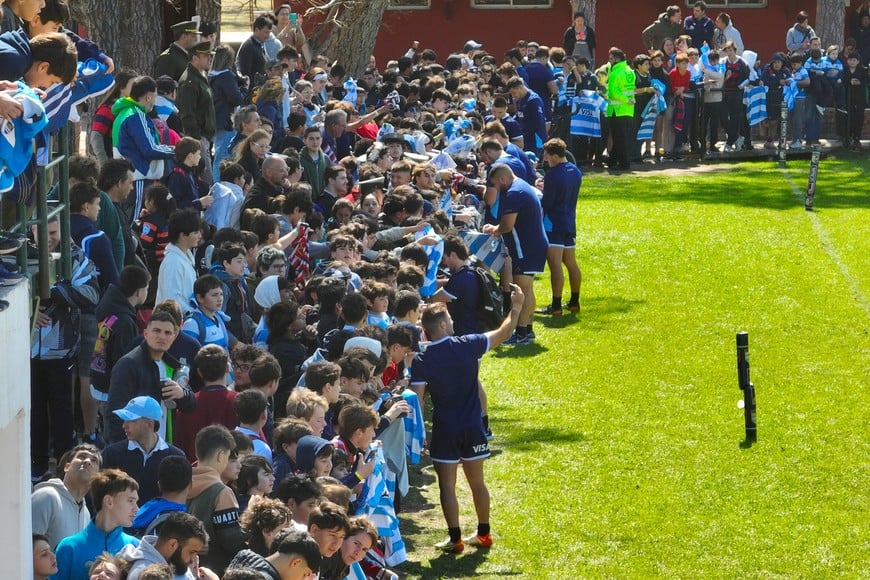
[295,435,333,474]
[226,549,281,580]
[156,243,198,316]
[117,535,195,580]
[130,498,187,537]
[31,478,90,548]
[112,96,174,179]
[54,520,138,580]
[187,465,244,575]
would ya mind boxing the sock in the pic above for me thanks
[569,292,580,306]
[448,527,461,543]
[526,324,533,333]
[551,295,561,309]
[482,414,489,430]
[516,326,528,337]
[478,523,490,537]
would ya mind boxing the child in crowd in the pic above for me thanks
[272,418,314,489]
[166,136,214,211]
[234,389,272,461]
[760,53,791,149]
[304,361,342,438]
[182,274,234,349]
[702,50,725,151]
[295,435,336,478]
[286,388,330,437]
[360,281,393,329]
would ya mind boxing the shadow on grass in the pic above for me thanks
[491,342,548,358]
[489,418,588,452]
[533,296,645,331]
[397,550,523,579]
[586,154,870,211]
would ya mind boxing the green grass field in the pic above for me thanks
[397,155,870,578]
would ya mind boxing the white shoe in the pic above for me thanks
[790,139,803,149]
[816,105,825,116]
[735,136,745,150]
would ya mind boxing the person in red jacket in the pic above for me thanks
[175,344,238,461]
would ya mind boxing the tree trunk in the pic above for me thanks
[318,0,389,79]
[569,0,596,29]
[119,0,164,75]
[197,0,222,44]
[70,0,121,66]
[815,0,845,49]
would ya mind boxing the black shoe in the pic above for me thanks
[0,300,8,312]
[0,236,23,255]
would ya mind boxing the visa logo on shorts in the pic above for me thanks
[472,443,489,453]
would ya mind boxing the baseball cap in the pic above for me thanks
[464,40,483,52]
[113,396,162,422]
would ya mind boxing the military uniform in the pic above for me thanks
[177,41,217,184]
[153,21,198,81]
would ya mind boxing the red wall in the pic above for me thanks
[286,0,833,69]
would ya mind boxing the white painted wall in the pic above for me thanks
[0,281,33,579]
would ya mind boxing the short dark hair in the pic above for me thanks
[119,265,150,298]
[29,32,77,84]
[249,353,282,387]
[337,403,379,440]
[251,213,280,244]
[324,164,345,184]
[339,292,368,325]
[69,181,100,213]
[273,418,313,451]
[194,344,229,382]
[272,473,322,506]
[304,361,341,394]
[157,512,208,545]
[253,15,272,30]
[168,208,202,243]
[394,288,421,319]
[38,0,70,24]
[97,158,134,192]
[234,453,273,495]
[386,324,413,349]
[265,300,299,340]
[157,455,193,494]
[234,389,269,424]
[420,302,449,337]
[308,501,350,534]
[57,443,101,478]
[288,110,308,131]
[194,424,235,461]
[216,242,246,266]
[336,355,370,382]
[193,273,222,299]
[271,529,321,570]
[68,154,99,184]
[281,183,314,216]
[130,76,158,101]
[175,136,201,163]
[316,276,347,312]
[90,468,139,512]
[219,161,246,183]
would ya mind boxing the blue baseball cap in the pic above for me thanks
[113,396,162,422]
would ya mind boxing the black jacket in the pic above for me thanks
[106,342,195,443]
[226,549,280,580]
[92,283,141,393]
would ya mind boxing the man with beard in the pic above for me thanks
[119,512,213,580]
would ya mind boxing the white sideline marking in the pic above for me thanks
[782,171,870,318]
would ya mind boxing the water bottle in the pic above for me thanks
[165,361,190,410]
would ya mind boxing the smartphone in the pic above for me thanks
[290,12,298,28]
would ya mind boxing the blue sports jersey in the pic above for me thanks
[498,177,548,266]
[525,61,555,120]
[443,266,483,336]
[410,334,488,430]
[541,161,582,235]
[514,89,548,154]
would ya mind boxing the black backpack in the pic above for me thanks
[468,262,504,331]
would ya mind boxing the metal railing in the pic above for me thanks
[7,124,71,302]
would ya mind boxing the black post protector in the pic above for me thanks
[736,331,757,442]
[778,100,788,168]
[805,144,821,211]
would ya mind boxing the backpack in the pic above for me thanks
[90,315,118,393]
[185,310,208,344]
[469,263,504,331]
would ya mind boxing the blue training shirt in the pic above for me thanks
[411,334,489,430]
[541,161,582,235]
[498,177,548,268]
[443,266,483,336]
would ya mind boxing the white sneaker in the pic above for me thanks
[735,136,745,150]
[790,139,803,149]
[816,105,825,116]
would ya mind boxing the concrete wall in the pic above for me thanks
[0,281,34,579]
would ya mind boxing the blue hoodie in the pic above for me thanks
[130,498,187,537]
[0,29,30,82]
[53,521,138,580]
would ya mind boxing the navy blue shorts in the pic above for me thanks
[546,230,576,248]
[511,252,546,276]
[430,425,490,463]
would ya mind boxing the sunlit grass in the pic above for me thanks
[399,155,870,578]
